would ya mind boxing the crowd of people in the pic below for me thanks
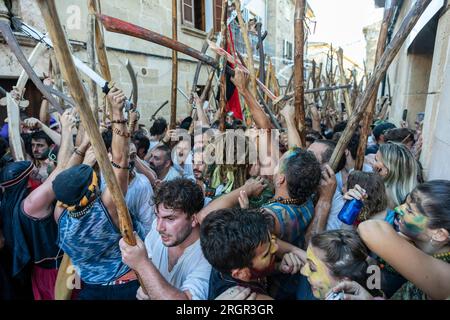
[0,67,449,301]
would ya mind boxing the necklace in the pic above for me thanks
[266,197,304,205]
[432,251,450,262]
[67,200,96,219]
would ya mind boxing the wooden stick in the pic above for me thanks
[336,48,352,116]
[355,1,396,170]
[294,0,306,147]
[265,59,272,104]
[15,42,46,96]
[234,0,257,96]
[88,0,111,122]
[87,10,99,124]
[218,0,228,132]
[329,0,432,171]
[256,22,266,84]
[208,40,277,101]
[170,0,178,129]
[6,93,25,160]
[36,0,136,246]
[88,0,111,82]
[189,29,214,106]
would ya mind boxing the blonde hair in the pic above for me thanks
[379,142,419,207]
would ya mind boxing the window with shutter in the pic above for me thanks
[182,0,195,27]
[213,0,222,33]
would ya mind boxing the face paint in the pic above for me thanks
[300,246,333,299]
[397,203,429,238]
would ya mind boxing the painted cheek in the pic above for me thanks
[306,248,333,299]
[300,264,310,277]
[403,214,428,236]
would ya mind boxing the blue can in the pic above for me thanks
[338,199,364,225]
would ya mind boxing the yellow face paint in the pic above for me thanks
[300,246,333,299]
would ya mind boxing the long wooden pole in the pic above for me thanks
[170,0,178,129]
[294,0,306,147]
[88,0,111,82]
[88,0,111,122]
[218,0,228,132]
[87,10,99,124]
[336,48,352,116]
[234,0,257,96]
[6,94,25,160]
[36,0,136,245]
[355,0,396,170]
[329,0,432,171]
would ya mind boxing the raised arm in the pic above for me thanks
[193,94,210,127]
[23,117,61,146]
[197,177,266,224]
[280,103,302,148]
[134,155,158,188]
[305,165,337,244]
[231,68,272,130]
[101,88,130,218]
[358,220,450,300]
[23,110,76,219]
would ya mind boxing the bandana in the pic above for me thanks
[52,164,98,211]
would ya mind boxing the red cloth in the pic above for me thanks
[31,265,58,300]
[226,25,243,120]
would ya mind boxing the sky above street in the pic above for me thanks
[307,0,384,66]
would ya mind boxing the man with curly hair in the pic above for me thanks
[197,148,321,299]
[119,178,211,300]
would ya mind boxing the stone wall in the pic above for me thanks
[0,0,215,125]
[386,0,450,179]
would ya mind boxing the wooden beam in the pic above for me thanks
[336,48,352,115]
[87,10,99,124]
[6,93,25,160]
[294,0,306,147]
[355,0,396,170]
[234,0,257,96]
[170,0,178,129]
[329,0,432,171]
[218,0,228,132]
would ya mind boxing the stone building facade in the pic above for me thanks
[0,0,313,125]
[374,0,450,179]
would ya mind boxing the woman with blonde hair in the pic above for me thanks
[372,142,420,208]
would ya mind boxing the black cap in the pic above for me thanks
[52,164,94,206]
[373,122,396,141]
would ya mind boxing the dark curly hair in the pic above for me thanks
[153,178,204,217]
[281,148,321,203]
[200,208,274,274]
[347,171,387,218]
[31,130,53,147]
[150,117,168,136]
[133,131,150,155]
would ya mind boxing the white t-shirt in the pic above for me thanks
[144,220,211,300]
[100,171,154,236]
[126,172,155,236]
[325,188,346,231]
[162,166,183,182]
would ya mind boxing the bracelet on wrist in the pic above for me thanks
[111,160,132,170]
[74,148,85,157]
[113,127,131,138]
[111,119,128,124]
